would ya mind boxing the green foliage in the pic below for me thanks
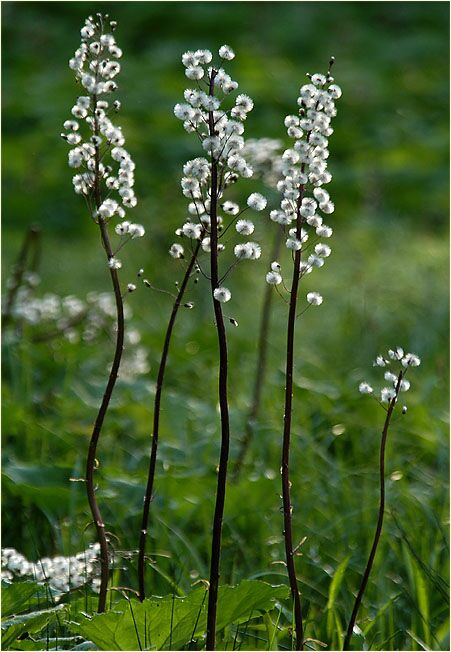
[2,1,449,651]
[74,580,289,650]
[2,605,66,649]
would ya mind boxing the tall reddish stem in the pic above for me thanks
[138,241,201,601]
[206,69,230,651]
[85,94,125,613]
[343,372,402,649]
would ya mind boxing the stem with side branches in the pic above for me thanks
[206,68,231,651]
[85,98,125,613]
[281,184,306,650]
[138,241,201,601]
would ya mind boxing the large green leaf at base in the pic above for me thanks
[75,580,289,650]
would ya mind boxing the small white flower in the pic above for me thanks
[115,221,130,235]
[108,257,122,270]
[311,73,327,86]
[316,224,333,238]
[235,94,254,112]
[319,201,335,214]
[402,353,421,367]
[219,45,235,60]
[286,237,302,251]
[384,371,398,384]
[359,382,373,394]
[266,271,282,285]
[169,243,184,259]
[388,347,404,361]
[399,379,410,392]
[235,219,254,235]
[127,283,136,292]
[315,243,331,257]
[214,287,231,303]
[128,223,145,238]
[307,292,323,306]
[374,355,388,367]
[328,84,342,99]
[247,192,267,211]
[271,261,281,272]
[182,222,202,239]
[185,66,204,80]
[381,387,396,402]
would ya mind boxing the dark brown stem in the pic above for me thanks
[232,226,284,480]
[206,69,230,651]
[138,241,201,602]
[282,184,306,650]
[3,225,41,327]
[343,372,403,650]
[85,94,125,613]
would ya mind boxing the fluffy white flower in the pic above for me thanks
[388,347,404,361]
[402,353,421,367]
[286,238,302,251]
[108,257,122,269]
[266,271,282,285]
[306,292,323,306]
[222,201,240,215]
[315,243,331,257]
[213,287,231,303]
[235,219,254,235]
[247,193,267,211]
[219,45,235,60]
[169,243,184,259]
[381,387,396,402]
[359,382,373,394]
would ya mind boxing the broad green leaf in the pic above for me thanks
[75,580,289,650]
[1,580,44,618]
[1,605,66,649]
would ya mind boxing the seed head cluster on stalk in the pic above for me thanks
[266,64,341,309]
[173,45,268,650]
[172,46,267,303]
[273,60,342,651]
[63,14,144,270]
[345,346,421,649]
[63,13,142,614]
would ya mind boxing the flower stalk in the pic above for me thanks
[64,13,141,612]
[205,66,231,651]
[344,349,421,649]
[138,240,201,602]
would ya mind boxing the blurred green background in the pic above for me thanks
[2,2,449,650]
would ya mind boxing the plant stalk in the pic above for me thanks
[343,372,402,650]
[206,68,231,651]
[281,186,306,650]
[85,101,125,613]
[138,241,201,601]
